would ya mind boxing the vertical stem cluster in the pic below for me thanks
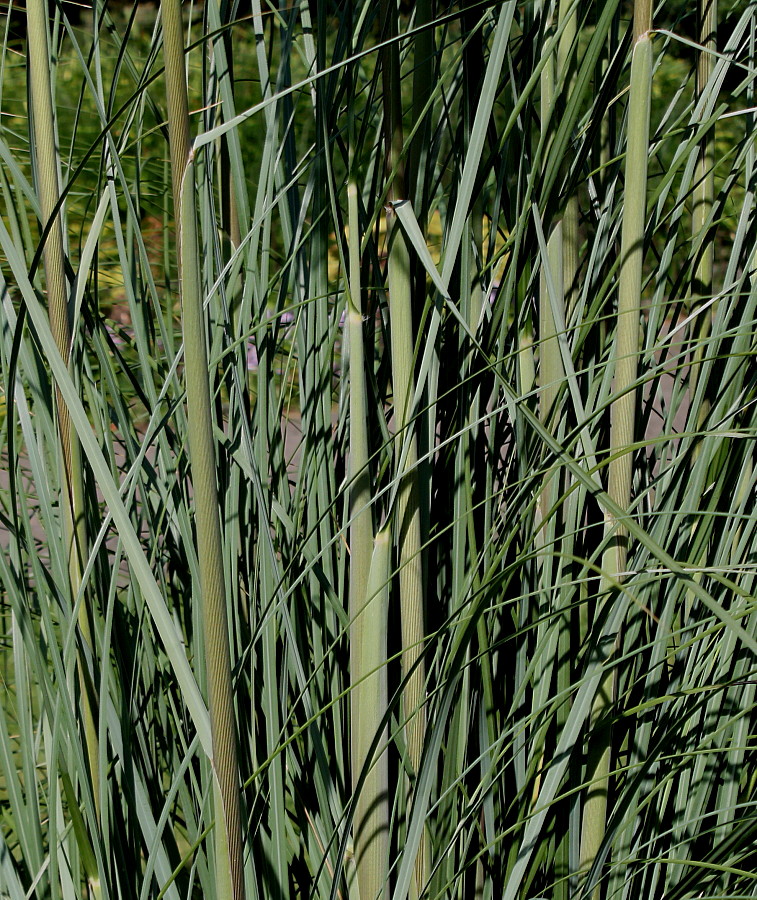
[26,0,101,854]
[348,151,390,899]
[581,0,652,892]
[348,172,372,840]
[350,523,391,900]
[162,4,246,899]
[381,1,427,895]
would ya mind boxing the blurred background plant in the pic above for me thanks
[1,0,757,899]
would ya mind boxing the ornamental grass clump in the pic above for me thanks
[1,1,757,899]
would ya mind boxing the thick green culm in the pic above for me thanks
[163,2,246,898]
[180,155,246,900]
[25,0,101,871]
[348,157,389,900]
[350,528,390,900]
[2,2,757,900]
[580,0,653,893]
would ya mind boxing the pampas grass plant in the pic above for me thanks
[1,1,756,899]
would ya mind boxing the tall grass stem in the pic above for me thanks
[580,18,653,895]
[26,0,101,851]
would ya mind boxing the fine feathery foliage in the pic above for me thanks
[1,1,757,899]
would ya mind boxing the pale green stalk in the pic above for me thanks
[381,2,427,894]
[580,2,652,892]
[163,4,246,897]
[387,216,427,897]
[351,529,391,900]
[348,153,389,900]
[605,0,651,594]
[26,0,101,865]
[179,156,245,900]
